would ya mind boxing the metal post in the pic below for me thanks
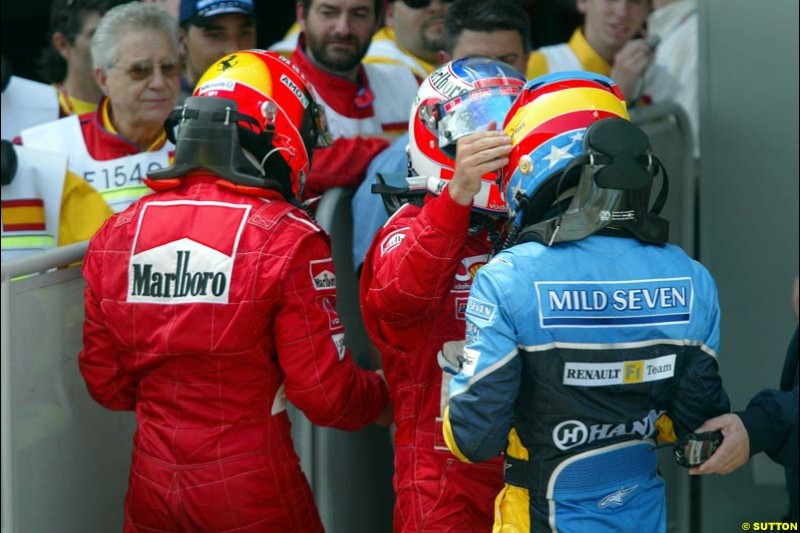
[2,272,14,533]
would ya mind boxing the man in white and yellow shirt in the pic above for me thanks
[527,0,656,104]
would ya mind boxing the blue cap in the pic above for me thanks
[179,0,256,25]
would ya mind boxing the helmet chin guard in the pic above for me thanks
[516,118,670,246]
[149,96,295,198]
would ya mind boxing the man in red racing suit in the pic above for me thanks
[79,51,390,533]
[360,55,528,530]
[361,186,506,531]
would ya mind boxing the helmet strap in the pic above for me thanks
[151,97,296,200]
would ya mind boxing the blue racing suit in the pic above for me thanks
[443,235,730,532]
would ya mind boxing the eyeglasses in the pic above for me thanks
[398,0,455,9]
[113,60,181,81]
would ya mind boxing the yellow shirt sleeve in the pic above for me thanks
[526,51,550,80]
[58,170,113,246]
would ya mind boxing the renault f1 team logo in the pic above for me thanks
[128,201,250,304]
[563,355,676,387]
[552,410,661,450]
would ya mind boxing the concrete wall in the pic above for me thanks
[698,0,799,528]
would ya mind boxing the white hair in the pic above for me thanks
[91,2,179,71]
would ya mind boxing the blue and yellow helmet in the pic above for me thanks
[500,71,629,225]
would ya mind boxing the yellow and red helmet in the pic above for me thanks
[193,50,331,199]
[501,71,629,225]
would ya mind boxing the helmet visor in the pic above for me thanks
[437,86,520,158]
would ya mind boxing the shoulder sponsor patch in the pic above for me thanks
[465,297,497,322]
[331,332,346,361]
[465,321,481,344]
[309,258,336,291]
[380,228,407,256]
[127,201,250,304]
[454,296,469,320]
[460,347,481,377]
[563,354,676,387]
[535,277,693,328]
[453,254,488,291]
[317,295,342,331]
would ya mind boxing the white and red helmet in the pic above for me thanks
[408,56,526,215]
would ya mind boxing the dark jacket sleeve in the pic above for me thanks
[738,327,799,462]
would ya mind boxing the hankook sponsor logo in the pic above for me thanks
[552,409,661,451]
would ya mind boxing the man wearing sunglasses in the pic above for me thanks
[364,0,453,79]
[289,0,419,199]
[19,3,180,215]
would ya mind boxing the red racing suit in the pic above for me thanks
[79,173,389,533]
[360,188,504,532]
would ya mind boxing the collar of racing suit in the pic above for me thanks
[144,171,287,200]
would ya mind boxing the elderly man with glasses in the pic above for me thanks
[19,2,179,215]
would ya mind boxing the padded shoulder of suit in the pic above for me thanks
[248,200,323,236]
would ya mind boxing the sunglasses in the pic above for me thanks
[113,60,181,81]
[398,0,454,9]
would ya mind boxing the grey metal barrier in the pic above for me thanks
[630,102,698,258]
[287,187,395,533]
[2,242,135,533]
